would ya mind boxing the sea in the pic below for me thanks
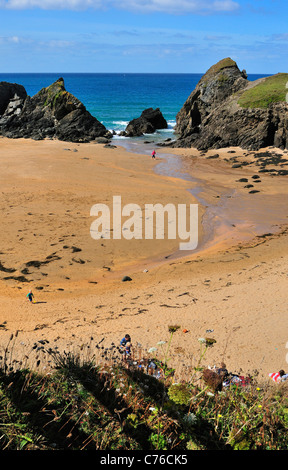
[0,72,269,144]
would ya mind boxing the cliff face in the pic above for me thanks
[174,58,288,151]
[0,82,27,117]
[0,78,110,142]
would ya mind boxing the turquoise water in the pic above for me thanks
[0,73,269,138]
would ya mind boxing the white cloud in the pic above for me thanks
[117,0,240,14]
[0,34,21,43]
[10,35,20,42]
[0,0,240,13]
[47,39,75,47]
[0,0,101,9]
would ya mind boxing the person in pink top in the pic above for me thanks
[151,149,156,159]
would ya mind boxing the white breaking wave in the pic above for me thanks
[112,120,129,127]
[111,132,129,139]
[167,120,176,128]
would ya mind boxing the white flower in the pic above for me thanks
[157,341,166,346]
[148,347,157,353]
[198,337,206,344]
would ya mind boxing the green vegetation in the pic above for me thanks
[202,57,238,81]
[200,57,239,91]
[0,331,287,450]
[43,79,66,109]
[217,73,229,85]
[238,73,288,109]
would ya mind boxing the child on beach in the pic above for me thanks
[151,150,156,159]
[26,289,34,303]
[120,334,131,348]
[120,334,132,359]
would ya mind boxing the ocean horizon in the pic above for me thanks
[0,72,270,139]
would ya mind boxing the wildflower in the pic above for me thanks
[157,341,166,346]
[198,337,216,346]
[168,383,192,405]
[148,347,157,353]
[198,337,206,344]
[168,325,180,333]
[205,337,216,346]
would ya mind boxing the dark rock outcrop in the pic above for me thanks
[0,82,27,118]
[173,58,288,151]
[124,107,167,137]
[0,78,111,142]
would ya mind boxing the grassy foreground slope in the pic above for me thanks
[0,337,288,451]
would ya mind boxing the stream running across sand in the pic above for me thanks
[113,135,288,262]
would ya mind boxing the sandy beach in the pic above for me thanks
[0,137,287,382]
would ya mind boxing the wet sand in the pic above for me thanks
[0,138,287,382]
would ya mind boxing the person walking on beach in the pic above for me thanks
[151,149,156,159]
[26,289,34,303]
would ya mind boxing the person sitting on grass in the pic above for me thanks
[120,334,132,361]
[120,334,131,349]
[269,369,288,382]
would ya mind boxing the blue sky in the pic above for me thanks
[0,0,287,73]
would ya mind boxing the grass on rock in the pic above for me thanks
[238,73,288,109]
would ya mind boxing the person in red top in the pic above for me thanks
[151,149,156,159]
[269,370,288,382]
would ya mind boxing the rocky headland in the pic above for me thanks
[172,58,288,151]
[2,61,287,152]
[0,78,111,142]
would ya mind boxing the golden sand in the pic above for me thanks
[0,138,287,381]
